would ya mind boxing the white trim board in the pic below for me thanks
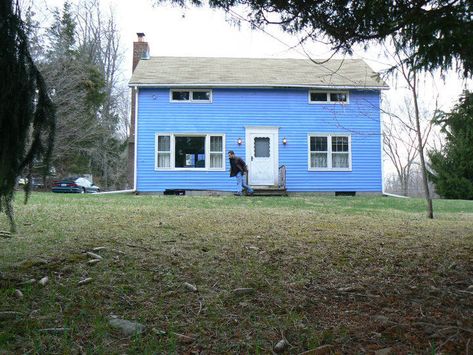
[129,83,389,90]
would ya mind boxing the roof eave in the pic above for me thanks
[128,83,390,90]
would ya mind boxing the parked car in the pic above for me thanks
[17,177,45,190]
[52,177,100,193]
[31,177,45,190]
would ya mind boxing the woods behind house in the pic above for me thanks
[24,0,129,190]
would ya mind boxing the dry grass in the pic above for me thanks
[0,193,472,353]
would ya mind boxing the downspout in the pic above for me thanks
[380,92,385,195]
[133,86,139,192]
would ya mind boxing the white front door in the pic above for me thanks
[246,128,278,186]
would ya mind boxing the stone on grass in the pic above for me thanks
[112,249,126,255]
[274,339,289,353]
[151,328,166,336]
[86,252,103,260]
[183,282,198,292]
[78,278,93,286]
[14,289,24,299]
[337,286,359,292]
[109,318,145,336]
[233,288,255,296]
[38,276,49,286]
[87,259,101,265]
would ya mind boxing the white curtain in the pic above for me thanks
[311,153,328,168]
[210,153,223,168]
[158,136,170,151]
[332,153,349,168]
[210,136,223,151]
[157,153,171,168]
[210,136,223,168]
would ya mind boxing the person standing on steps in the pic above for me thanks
[228,151,254,196]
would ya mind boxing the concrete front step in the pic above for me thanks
[251,188,288,196]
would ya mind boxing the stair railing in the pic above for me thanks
[278,165,286,189]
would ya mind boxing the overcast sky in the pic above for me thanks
[32,0,472,176]
[34,0,471,111]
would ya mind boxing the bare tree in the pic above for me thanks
[75,0,128,189]
[385,42,436,218]
[383,98,435,196]
[384,167,438,198]
[76,0,124,113]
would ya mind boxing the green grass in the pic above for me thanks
[0,193,472,353]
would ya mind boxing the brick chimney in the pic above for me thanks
[128,33,150,189]
[132,33,150,71]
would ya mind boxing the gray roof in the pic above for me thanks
[129,56,388,89]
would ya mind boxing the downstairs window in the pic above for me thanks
[309,134,351,171]
[156,134,225,170]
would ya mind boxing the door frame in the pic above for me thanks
[245,126,279,186]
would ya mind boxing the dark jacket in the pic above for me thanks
[229,156,248,177]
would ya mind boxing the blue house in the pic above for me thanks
[128,35,388,194]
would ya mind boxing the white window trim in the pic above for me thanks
[156,134,172,170]
[155,133,225,171]
[307,133,352,171]
[169,89,213,103]
[308,90,349,104]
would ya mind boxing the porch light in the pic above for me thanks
[237,137,243,145]
[282,137,287,145]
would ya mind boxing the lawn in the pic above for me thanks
[0,193,472,353]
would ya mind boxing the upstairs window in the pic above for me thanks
[309,90,349,104]
[308,134,351,171]
[192,91,211,101]
[170,89,212,103]
[171,91,190,101]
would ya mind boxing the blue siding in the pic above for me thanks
[136,88,382,192]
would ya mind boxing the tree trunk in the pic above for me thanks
[411,77,434,218]
[401,176,408,196]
